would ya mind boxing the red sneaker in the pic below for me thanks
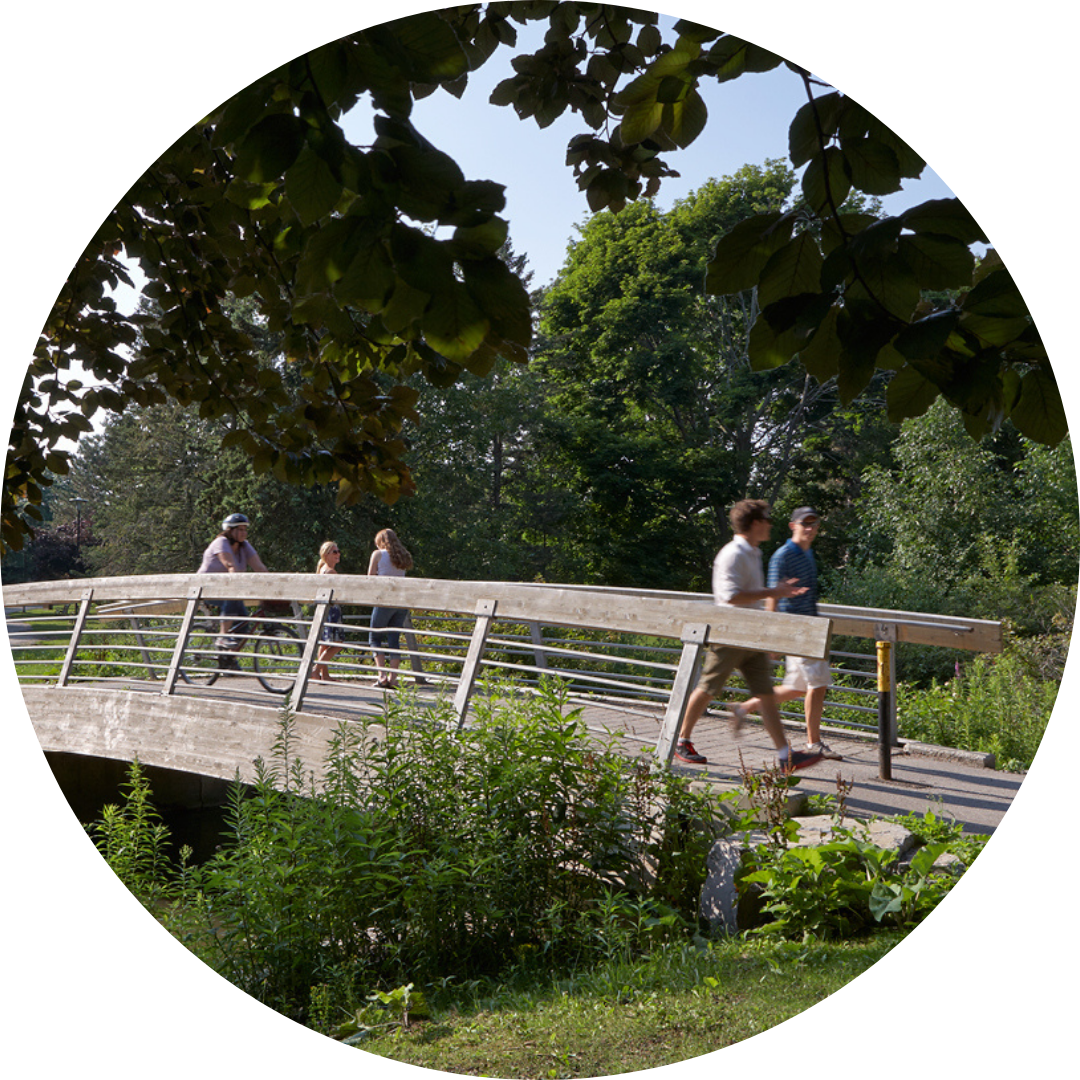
[675,740,707,764]
[782,748,823,773]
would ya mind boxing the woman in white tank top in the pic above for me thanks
[367,528,413,689]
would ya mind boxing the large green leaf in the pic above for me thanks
[704,211,793,295]
[893,310,960,362]
[619,96,664,144]
[1010,368,1068,445]
[801,146,852,214]
[962,267,1028,318]
[285,146,344,226]
[423,282,490,364]
[886,364,941,422]
[462,257,532,361]
[372,12,470,83]
[661,89,708,149]
[898,234,976,291]
[234,114,306,183]
[334,233,395,313]
[900,198,987,244]
[381,278,430,335]
[748,312,803,370]
[841,137,902,196]
[788,92,842,168]
[757,233,824,308]
[796,305,841,382]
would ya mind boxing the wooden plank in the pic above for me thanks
[4,573,833,660]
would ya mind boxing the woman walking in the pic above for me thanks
[313,540,343,681]
[367,528,413,689]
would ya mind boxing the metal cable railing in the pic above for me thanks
[4,599,881,739]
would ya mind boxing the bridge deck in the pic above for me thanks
[23,669,1020,836]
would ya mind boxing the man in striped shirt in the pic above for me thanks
[742,506,842,760]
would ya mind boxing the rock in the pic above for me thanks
[700,815,919,932]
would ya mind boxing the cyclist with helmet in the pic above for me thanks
[197,514,269,657]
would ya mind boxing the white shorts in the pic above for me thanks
[781,655,832,692]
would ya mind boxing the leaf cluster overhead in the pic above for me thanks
[7,2,1060,553]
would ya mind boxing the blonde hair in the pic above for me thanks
[375,528,413,571]
[316,540,338,573]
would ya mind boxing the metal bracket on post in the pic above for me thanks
[453,599,497,729]
[56,589,94,687]
[656,623,709,766]
[292,588,333,712]
[163,586,204,696]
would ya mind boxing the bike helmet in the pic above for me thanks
[222,513,250,531]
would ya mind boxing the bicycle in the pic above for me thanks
[179,600,304,694]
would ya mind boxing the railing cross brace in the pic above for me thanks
[454,599,498,729]
[292,588,333,711]
[655,622,709,765]
[162,586,205,696]
[56,589,94,688]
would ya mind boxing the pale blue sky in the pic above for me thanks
[342,20,955,287]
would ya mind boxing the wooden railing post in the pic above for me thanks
[162,586,204,696]
[56,589,94,687]
[292,588,332,711]
[453,599,497,729]
[655,623,709,765]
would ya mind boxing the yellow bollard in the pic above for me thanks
[876,640,892,779]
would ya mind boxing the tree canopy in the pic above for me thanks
[7,3,1062,552]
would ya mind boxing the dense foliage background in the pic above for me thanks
[10,166,1075,661]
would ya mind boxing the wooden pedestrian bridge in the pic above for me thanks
[6,573,1002,800]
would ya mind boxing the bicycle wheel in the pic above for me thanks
[179,624,223,686]
[253,626,303,694]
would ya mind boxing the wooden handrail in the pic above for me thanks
[3,573,833,660]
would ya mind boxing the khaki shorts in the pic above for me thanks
[781,655,832,691]
[697,644,775,698]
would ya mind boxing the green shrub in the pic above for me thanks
[89,682,725,1025]
[896,646,1058,771]
[87,757,182,908]
[739,833,954,940]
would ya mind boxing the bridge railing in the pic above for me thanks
[4,573,832,764]
[5,574,1000,764]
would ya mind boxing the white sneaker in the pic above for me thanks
[729,703,748,735]
[808,740,843,760]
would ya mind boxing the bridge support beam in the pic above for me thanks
[655,623,709,766]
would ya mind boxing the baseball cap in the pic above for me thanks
[790,506,820,523]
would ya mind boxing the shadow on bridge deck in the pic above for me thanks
[238,674,1025,836]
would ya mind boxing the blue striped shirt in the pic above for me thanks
[767,540,818,617]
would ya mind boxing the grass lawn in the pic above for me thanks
[345,933,904,1076]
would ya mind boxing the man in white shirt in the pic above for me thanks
[674,499,824,773]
